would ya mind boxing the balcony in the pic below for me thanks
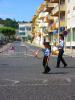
[50,0,59,3]
[44,0,50,1]
[44,3,54,13]
[52,3,65,16]
[39,12,48,20]
[48,15,54,21]
[44,16,54,24]
[39,23,48,28]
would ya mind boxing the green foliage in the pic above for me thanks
[27,34,33,43]
[0,18,18,29]
[0,27,16,39]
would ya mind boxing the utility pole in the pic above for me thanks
[58,0,60,43]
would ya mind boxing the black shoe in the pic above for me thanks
[42,67,51,74]
[56,66,59,68]
[63,64,67,68]
[46,66,51,73]
[42,71,48,74]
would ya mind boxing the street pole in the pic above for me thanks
[58,0,60,43]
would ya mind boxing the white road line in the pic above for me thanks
[24,53,34,57]
[25,84,48,86]
[66,78,71,83]
[42,80,48,84]
[0,79,20,86]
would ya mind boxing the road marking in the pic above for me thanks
[42,80,48,84]
[24,84,48,86]
[0,79,20,86]
[66,78,71,83]
[24,53,34,57]
[4,79,20,83]
[0,53,34,57]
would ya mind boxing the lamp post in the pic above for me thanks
[58,0,60,43]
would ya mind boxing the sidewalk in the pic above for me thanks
[64,48,75,57]
[0,43,11,53]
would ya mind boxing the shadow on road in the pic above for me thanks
[45,71,68,75]
[65,66,75,68]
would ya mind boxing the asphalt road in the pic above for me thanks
[0,41,75,100]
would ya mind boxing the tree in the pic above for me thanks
[0,18,18,29]
[0,27,16,40]
[4,18,18,29]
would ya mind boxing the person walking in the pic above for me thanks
[56,34,67,68]
[42,42,51,74]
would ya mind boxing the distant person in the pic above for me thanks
[56,34,67,68]
[42,42,51,74]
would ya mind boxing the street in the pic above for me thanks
[0,41,75,100]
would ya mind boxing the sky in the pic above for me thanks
[0,0,44,21]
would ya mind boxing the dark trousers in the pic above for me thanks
[57,49,67,67]
[43,56,50,72]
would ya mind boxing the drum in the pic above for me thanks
[52,46,59,55]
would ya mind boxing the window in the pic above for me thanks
[67,30,71,42]
[68,0,70,3]
[73,6,75,10]
[60,0,65,4]
[67,10,70,14]
[26,27,31,31]
[19,32,25,35]
[19,27,25,31]
[73,29,75,41]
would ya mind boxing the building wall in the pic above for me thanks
[18,23,32,41]
[66,0,75,47]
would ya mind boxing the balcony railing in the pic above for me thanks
[52,3,65,15]
[39,12,48,19]
[44,3,54,12]
[44,0,50,2]
[48,14,54,20]
[50,0,59,3]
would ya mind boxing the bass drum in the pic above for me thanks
[52,46,59,55]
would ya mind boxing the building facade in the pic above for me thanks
[32,0,75,48]
[66,0,75,48]
[18,22,32,41]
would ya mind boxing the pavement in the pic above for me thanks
[0,41,75,100]
[0,43,12,53]
[64,48,75,57]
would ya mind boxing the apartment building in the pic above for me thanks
[32,0,75,48]
[18,22,32,41]
[45,0,66,43]
[32,3,47,45]
[32,0,66,46]
[66,0,75,48]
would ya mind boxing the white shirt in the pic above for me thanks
[59,39,64,49]
[44,48,50,56]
